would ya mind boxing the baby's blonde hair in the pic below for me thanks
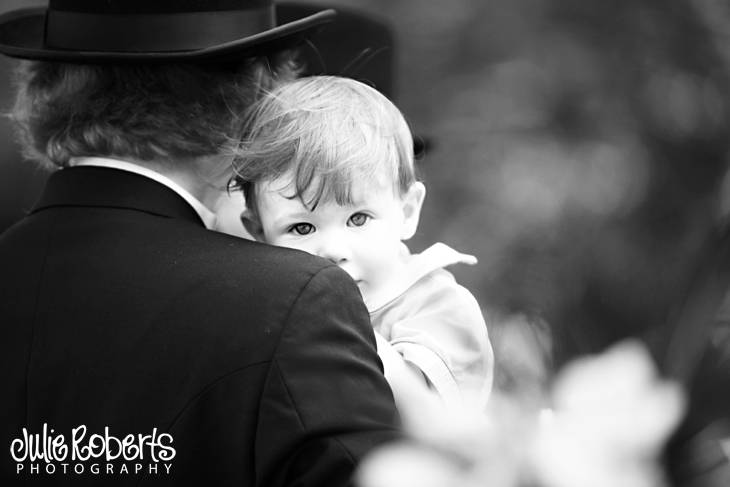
[232,75,416,214]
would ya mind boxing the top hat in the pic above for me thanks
[0,0,335,62]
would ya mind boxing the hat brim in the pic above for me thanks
[0,7,336,63]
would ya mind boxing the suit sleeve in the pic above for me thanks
[255,265,401,487]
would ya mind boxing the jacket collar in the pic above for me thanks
[32,166,205,226]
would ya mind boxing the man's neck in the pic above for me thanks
[161,165,228,212]
[69,156,230,229]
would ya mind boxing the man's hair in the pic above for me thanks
[232,75,416,216]
[10,52,299,169]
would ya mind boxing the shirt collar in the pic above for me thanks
[70,157,218,229]
[367,242,478,312]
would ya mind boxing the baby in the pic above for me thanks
[233,76,493,409]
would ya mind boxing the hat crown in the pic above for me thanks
[43,0,278,53]
[48,0,271,14]
[0,1,335,62]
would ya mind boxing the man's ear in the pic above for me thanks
[241,208,265,242]
[401,182,426,241]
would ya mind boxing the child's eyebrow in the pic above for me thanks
[271,209,316,226]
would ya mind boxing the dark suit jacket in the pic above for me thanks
[0,166,400,486]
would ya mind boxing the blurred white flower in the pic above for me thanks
[358,340,685,487]
[533,341,685,487]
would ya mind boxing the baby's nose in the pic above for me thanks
[318,237,350,265]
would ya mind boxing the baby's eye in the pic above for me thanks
[289,223,315,235]
[348,213,370,227]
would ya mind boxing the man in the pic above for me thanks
[0,1,400,485]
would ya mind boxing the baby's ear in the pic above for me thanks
[240,208,265,242]
[401,182,426,241]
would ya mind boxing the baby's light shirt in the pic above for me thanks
[369,243,494,408]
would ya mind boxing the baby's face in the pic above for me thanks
[254,173,419,308]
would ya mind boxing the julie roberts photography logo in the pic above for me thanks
[10,424,175,476]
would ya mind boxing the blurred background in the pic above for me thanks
[2,0,730,378]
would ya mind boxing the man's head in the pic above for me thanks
[234,75,425,306]
[11,57,297,172]
[2,0,335,178]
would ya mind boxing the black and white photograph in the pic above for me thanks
[1,0,729,486]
